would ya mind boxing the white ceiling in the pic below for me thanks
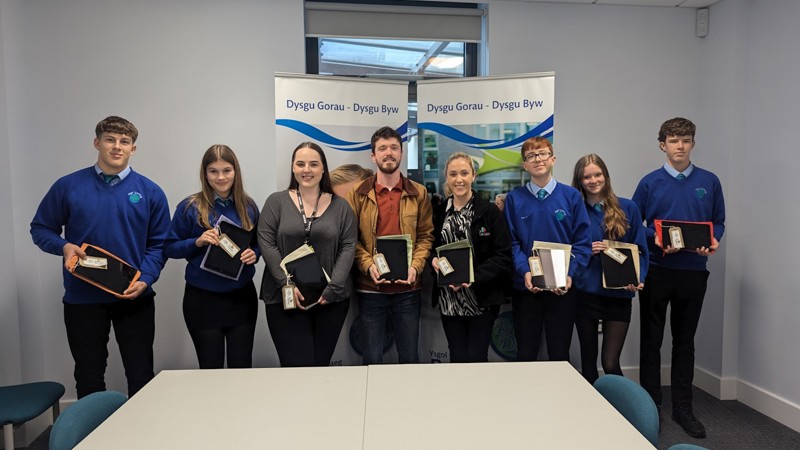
[516,0,719,7]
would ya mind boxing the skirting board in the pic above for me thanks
[737,379,800,433]
[619,364,800,434]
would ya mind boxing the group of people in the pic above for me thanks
[31,115,723,439]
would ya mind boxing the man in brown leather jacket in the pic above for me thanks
[346,126,433,364]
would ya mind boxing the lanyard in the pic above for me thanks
[296,190,321,243]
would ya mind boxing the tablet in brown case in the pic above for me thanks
[68,243,141,298]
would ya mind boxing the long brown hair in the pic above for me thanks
[571,154,629,240]
[287,142,334,194]
[186,144,257,231]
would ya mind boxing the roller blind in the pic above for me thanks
[305,2,484,43]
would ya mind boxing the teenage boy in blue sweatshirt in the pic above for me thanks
[632,117,725,439]
[31,116,170,398]
[504,137,591,362]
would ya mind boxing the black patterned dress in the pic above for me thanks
[438,197,481,316]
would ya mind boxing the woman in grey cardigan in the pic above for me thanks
[258,142,357,366]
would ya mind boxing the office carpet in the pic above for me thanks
[21,386,800,449]
[657,387,800,450]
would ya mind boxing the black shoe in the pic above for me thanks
[672,406,707,438]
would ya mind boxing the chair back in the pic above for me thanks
[594,374,659,446]
[49,391,127,450]
[668,444,710,450]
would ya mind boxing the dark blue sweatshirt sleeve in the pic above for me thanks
[164,199,205,260]
[138,185,170,287]
[30,181,70,256]
[631,177,655,245]
[504,190,533,279]
[568,194,591,278]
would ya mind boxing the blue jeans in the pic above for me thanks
[359,290,421,364]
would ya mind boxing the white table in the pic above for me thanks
[76,362,653,449]
[363,361,654,449]
[75,367,369,450]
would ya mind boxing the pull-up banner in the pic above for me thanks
[274,73,408,366]
[274,73,409,189]
[417,72,555,175]
[416,72,555,362]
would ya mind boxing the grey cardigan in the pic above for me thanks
[258,191,357,305]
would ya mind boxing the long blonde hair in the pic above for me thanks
[571,154,629,240]
[186,144,257,231]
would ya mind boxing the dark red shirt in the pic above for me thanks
[375,178,403,237]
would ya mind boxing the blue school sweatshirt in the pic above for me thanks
[632,166,725,271]
[573,198,649,298]
[30,167,170,304]
[164,197,260,292]
[504,181,592,291]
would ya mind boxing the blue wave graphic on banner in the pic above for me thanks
[415,123,499,145]
[276,119,409,152]
[417,114,554,150]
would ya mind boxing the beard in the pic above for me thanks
[377,158,400,175]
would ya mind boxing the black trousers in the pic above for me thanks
[183,282,257,369]
[188,323,256,369]
[265,300,350,367]
[63,294,155,398]
[440,306,499,363]
[512,289,576,361]
[639,266,709,408]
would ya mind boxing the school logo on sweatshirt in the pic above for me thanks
[128,191,143,204]
[554,209,567,221]
[695,187,707,199]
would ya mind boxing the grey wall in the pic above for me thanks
[1,0,798,421]
[487,0,714,375]
[0,1,22,384]
[486,0,800,416]
[1,0,303,393]
[727,0,800,402]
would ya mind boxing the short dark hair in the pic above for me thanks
[370,126,402,154]
[658,117,696,143]
[95,116,138,143]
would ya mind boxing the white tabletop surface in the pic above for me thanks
[75,366,369,450]
[74,362,654,449]
[362,361,654,449]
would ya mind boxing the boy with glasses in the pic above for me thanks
[503,137,591,362]
[632,117,725,438]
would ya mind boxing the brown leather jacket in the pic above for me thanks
[345,174,434,292]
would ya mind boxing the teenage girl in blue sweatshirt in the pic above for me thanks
[165,145,260,369]
[504,137,591,362]
[571,154,648,384]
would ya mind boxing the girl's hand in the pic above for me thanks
[240,248,257,265]
[195,228,220,247]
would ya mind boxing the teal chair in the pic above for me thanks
[0,381,65,450]
[594,374,659,446]
[668,444,710,450]
[49,390,127,450]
